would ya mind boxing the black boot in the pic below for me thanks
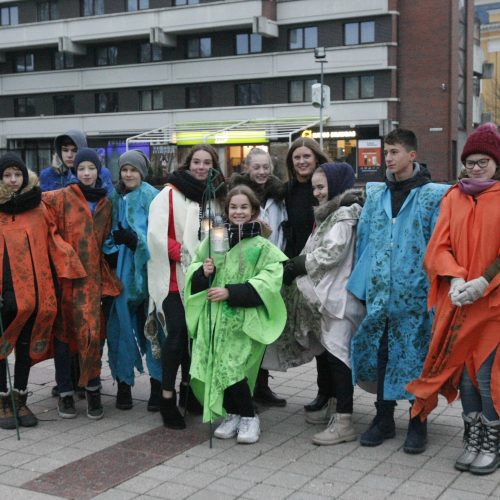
[304,392,330,412]
[360,400,396,447]
[404,410,427,454]
[147,378,162,412]
[179,382,203,415]
[116,381,133,410]
[253,369,286,407]
[160,390,186,430]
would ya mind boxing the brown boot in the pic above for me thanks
[0,393,16,430]
[12,389,38,427]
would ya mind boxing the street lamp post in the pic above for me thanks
[314,47,327,148]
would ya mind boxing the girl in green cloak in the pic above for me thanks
[184,185,288,444]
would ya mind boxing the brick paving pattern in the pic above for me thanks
[0,355,497,499]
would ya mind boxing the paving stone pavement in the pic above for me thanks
[0,354,499,499]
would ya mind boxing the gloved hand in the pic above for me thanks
[453,276,489,307]
[113,223,138,251]
[449,277,466,304]
[282,255,307,286]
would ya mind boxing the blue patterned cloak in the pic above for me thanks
[347,181,449,400]
[103,181,160,385]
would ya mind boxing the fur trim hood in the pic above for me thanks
[0,170,39,205]
[314,187,365,225]
[228,172,286,203]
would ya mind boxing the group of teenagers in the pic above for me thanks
[0,122,498,473]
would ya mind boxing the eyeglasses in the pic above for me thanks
[464,158,490,170]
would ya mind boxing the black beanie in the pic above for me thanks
[73,148,102,174]
[0,152,29,190]
[318,162,355,200]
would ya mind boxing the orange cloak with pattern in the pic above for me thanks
[0,175,86,362]
[43,184,121,386]
[407,183,500,420]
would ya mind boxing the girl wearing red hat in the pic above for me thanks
[408,123,500,475]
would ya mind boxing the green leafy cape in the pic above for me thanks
[184,235,287,422]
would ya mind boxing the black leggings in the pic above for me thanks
[0,312,33,393]
[327,352,353,414]
[376,323,389,402]
[223,379,255,418]
[161,293,190,392]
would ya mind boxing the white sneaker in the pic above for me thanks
[214,414,240,439]
[237,415,260,444]
[305,397,336,425]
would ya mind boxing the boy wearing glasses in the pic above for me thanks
[347,129,449,454]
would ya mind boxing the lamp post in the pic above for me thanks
[314,47,327,148]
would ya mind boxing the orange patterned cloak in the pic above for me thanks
[407,183,500,420]
[43,184,121,386]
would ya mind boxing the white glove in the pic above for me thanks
[452,277,489,307]
[449,277,466,304]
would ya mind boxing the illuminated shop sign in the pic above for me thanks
[302,130,357,139]
[173,130,267,145]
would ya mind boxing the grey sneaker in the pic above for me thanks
[58,395,77,419]
[86,390,104,420]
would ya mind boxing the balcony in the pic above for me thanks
[0,44,393,95]
[0,0,275,52]
[278,0,390,24]
[0,99,394,140]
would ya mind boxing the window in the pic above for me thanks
[1,5,19,25]
[14,97,36,117]
[53,95,75,115]
[139,43,162,63]
[186,86,212,108]
[288,27,318,50]
[344,75,375,100]
[54,52,74,70]
[127,0,149,11]
[139,90,163,111]
[38,1,59,21]
[96,47,118,66]
[81,0,104,16]
[15,53,35,73]
[236,33,262,55]
[174,0,199,5]
[187,37,211,58]
[344,21,375,45]
[289,79,317,103]
[236,83,262,106]
[95,92,118,113]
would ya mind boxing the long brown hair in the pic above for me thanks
[285,137,329,181]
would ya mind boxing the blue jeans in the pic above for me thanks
[460,348,499,421]
[54,338,100,396]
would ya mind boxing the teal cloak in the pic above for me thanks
[184,235,287,423]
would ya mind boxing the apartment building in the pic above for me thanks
[0,0,474,181]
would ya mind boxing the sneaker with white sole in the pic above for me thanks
[214,414,241,439]
[237,415,260,444]
[58,395,77,419]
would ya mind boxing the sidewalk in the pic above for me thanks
[1,355,499,500]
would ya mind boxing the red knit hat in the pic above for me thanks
[461,122,500,165]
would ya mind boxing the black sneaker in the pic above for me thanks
[58,395,77,419]
[86,390,104,420]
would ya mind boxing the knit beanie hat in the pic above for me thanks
[73,148,102,174]
[0,152,29,190]
[318,162,355,200]
[119,150,150,179]
[461,122,500,165]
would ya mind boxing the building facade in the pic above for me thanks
[0,0,474,181]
